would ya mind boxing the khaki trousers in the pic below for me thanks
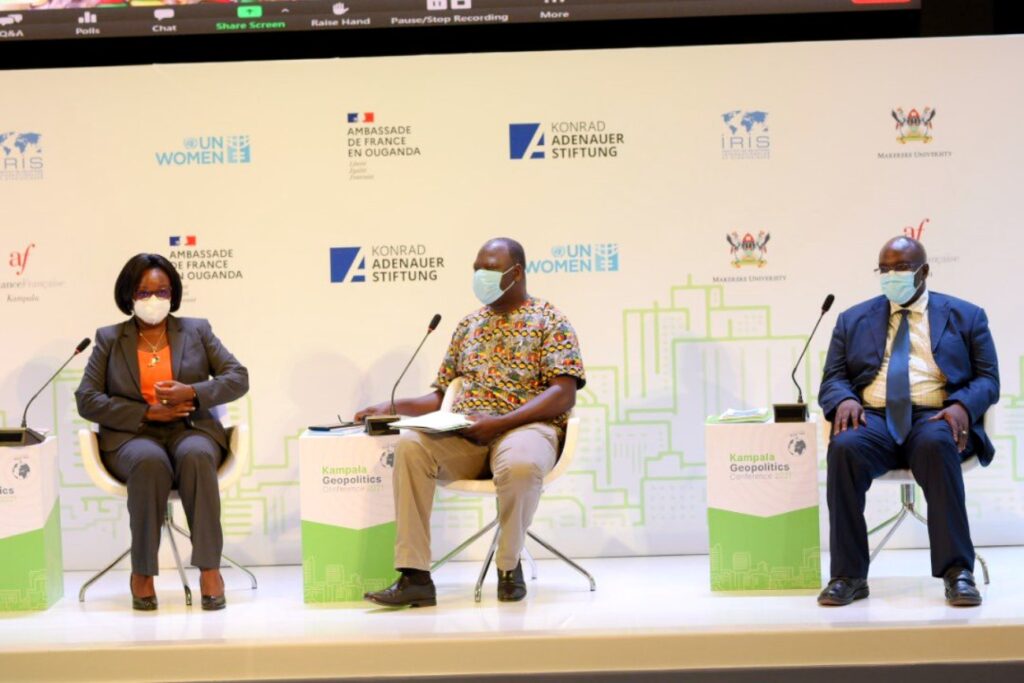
[392,422,559,572]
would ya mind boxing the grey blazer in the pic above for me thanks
[75,316,249,453]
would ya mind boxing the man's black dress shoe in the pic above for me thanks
[944,567,982,607]
[130,578,158,612]
[497,562,527,602]
[817,577,869,606]
[364,575,437,608]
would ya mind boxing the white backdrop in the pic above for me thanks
[1,35,1022,570]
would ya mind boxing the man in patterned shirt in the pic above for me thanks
[356,237,586,606]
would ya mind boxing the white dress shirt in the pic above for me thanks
[862,289,948,409]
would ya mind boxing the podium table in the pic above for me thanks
[298,430,399,603]
[0,437,63,611]
[705,418,820,591]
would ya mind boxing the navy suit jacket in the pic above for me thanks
[818,291,999,465]
[75,316,249,453]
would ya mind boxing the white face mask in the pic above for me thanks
[134,296,171,326]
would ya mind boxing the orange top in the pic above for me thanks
[138,348,173,405]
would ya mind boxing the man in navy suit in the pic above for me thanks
[817,236,999,607]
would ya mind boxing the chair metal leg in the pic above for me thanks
[474,530,499,603]
[976,552,990,585]
[78,548,131,602]
[526,530,596,591]
[163,516,193,607]
[168,511,257,590]
[522,545,538,581]
[869,508,909,563]
[867,509,903,536]
[430,518,498,572]
[908,508,929,527]
[221,553,259,590]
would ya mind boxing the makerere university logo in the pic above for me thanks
[508,120,625,160]
[891,107,935,144]
[726,231,770,268]
[879,107,950,160]
[155,135,252,166]
[0,131,44,181]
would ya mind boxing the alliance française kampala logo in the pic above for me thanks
[0,131,44,181]
[156,136,252,166]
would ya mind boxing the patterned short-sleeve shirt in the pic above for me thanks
[433,296,586,430]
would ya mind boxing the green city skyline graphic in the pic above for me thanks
[17,279,1024,565]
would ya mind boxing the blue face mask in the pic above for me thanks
[880,266,923,305]
[473,266,515,305]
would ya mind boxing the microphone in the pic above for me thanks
[774,296,834,423]
[365,315,442,435]
[1,338,91,447]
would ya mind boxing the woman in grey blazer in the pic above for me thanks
[75,254,249,611]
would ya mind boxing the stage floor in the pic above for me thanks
[2,548,1023,682]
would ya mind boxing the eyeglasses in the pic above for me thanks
[133,288,173,301]
[873,263,924,275]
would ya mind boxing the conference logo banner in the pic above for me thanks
[2,243,66,305]
[329,244,446,284]
[526,243,621,275]
[508,120,626,160]
[154,135,252,167]
[0,132,43,181]
[1,456,31,498]
[346,112,422,181]
[713,230,785,284]
[165,234,245,304]
[720,111,769,161]
[879,107,951,160]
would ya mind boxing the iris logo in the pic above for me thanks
[329,247,366,283]
[0,131,44,181]
[509,123,545,159]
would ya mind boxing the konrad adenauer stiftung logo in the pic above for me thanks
[509,120,625,160]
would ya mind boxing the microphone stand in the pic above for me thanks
[774,302,832,423]
[2,343,89,447]
[365,317,440,436]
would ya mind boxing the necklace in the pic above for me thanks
[139,327,167,368]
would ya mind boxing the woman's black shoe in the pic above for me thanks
[201,594,227,611]
[200,571,227,610]
[130,577,158,611]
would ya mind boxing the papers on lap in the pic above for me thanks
[390,411,472,433]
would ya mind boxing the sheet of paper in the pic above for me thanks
[390,411,473,433]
